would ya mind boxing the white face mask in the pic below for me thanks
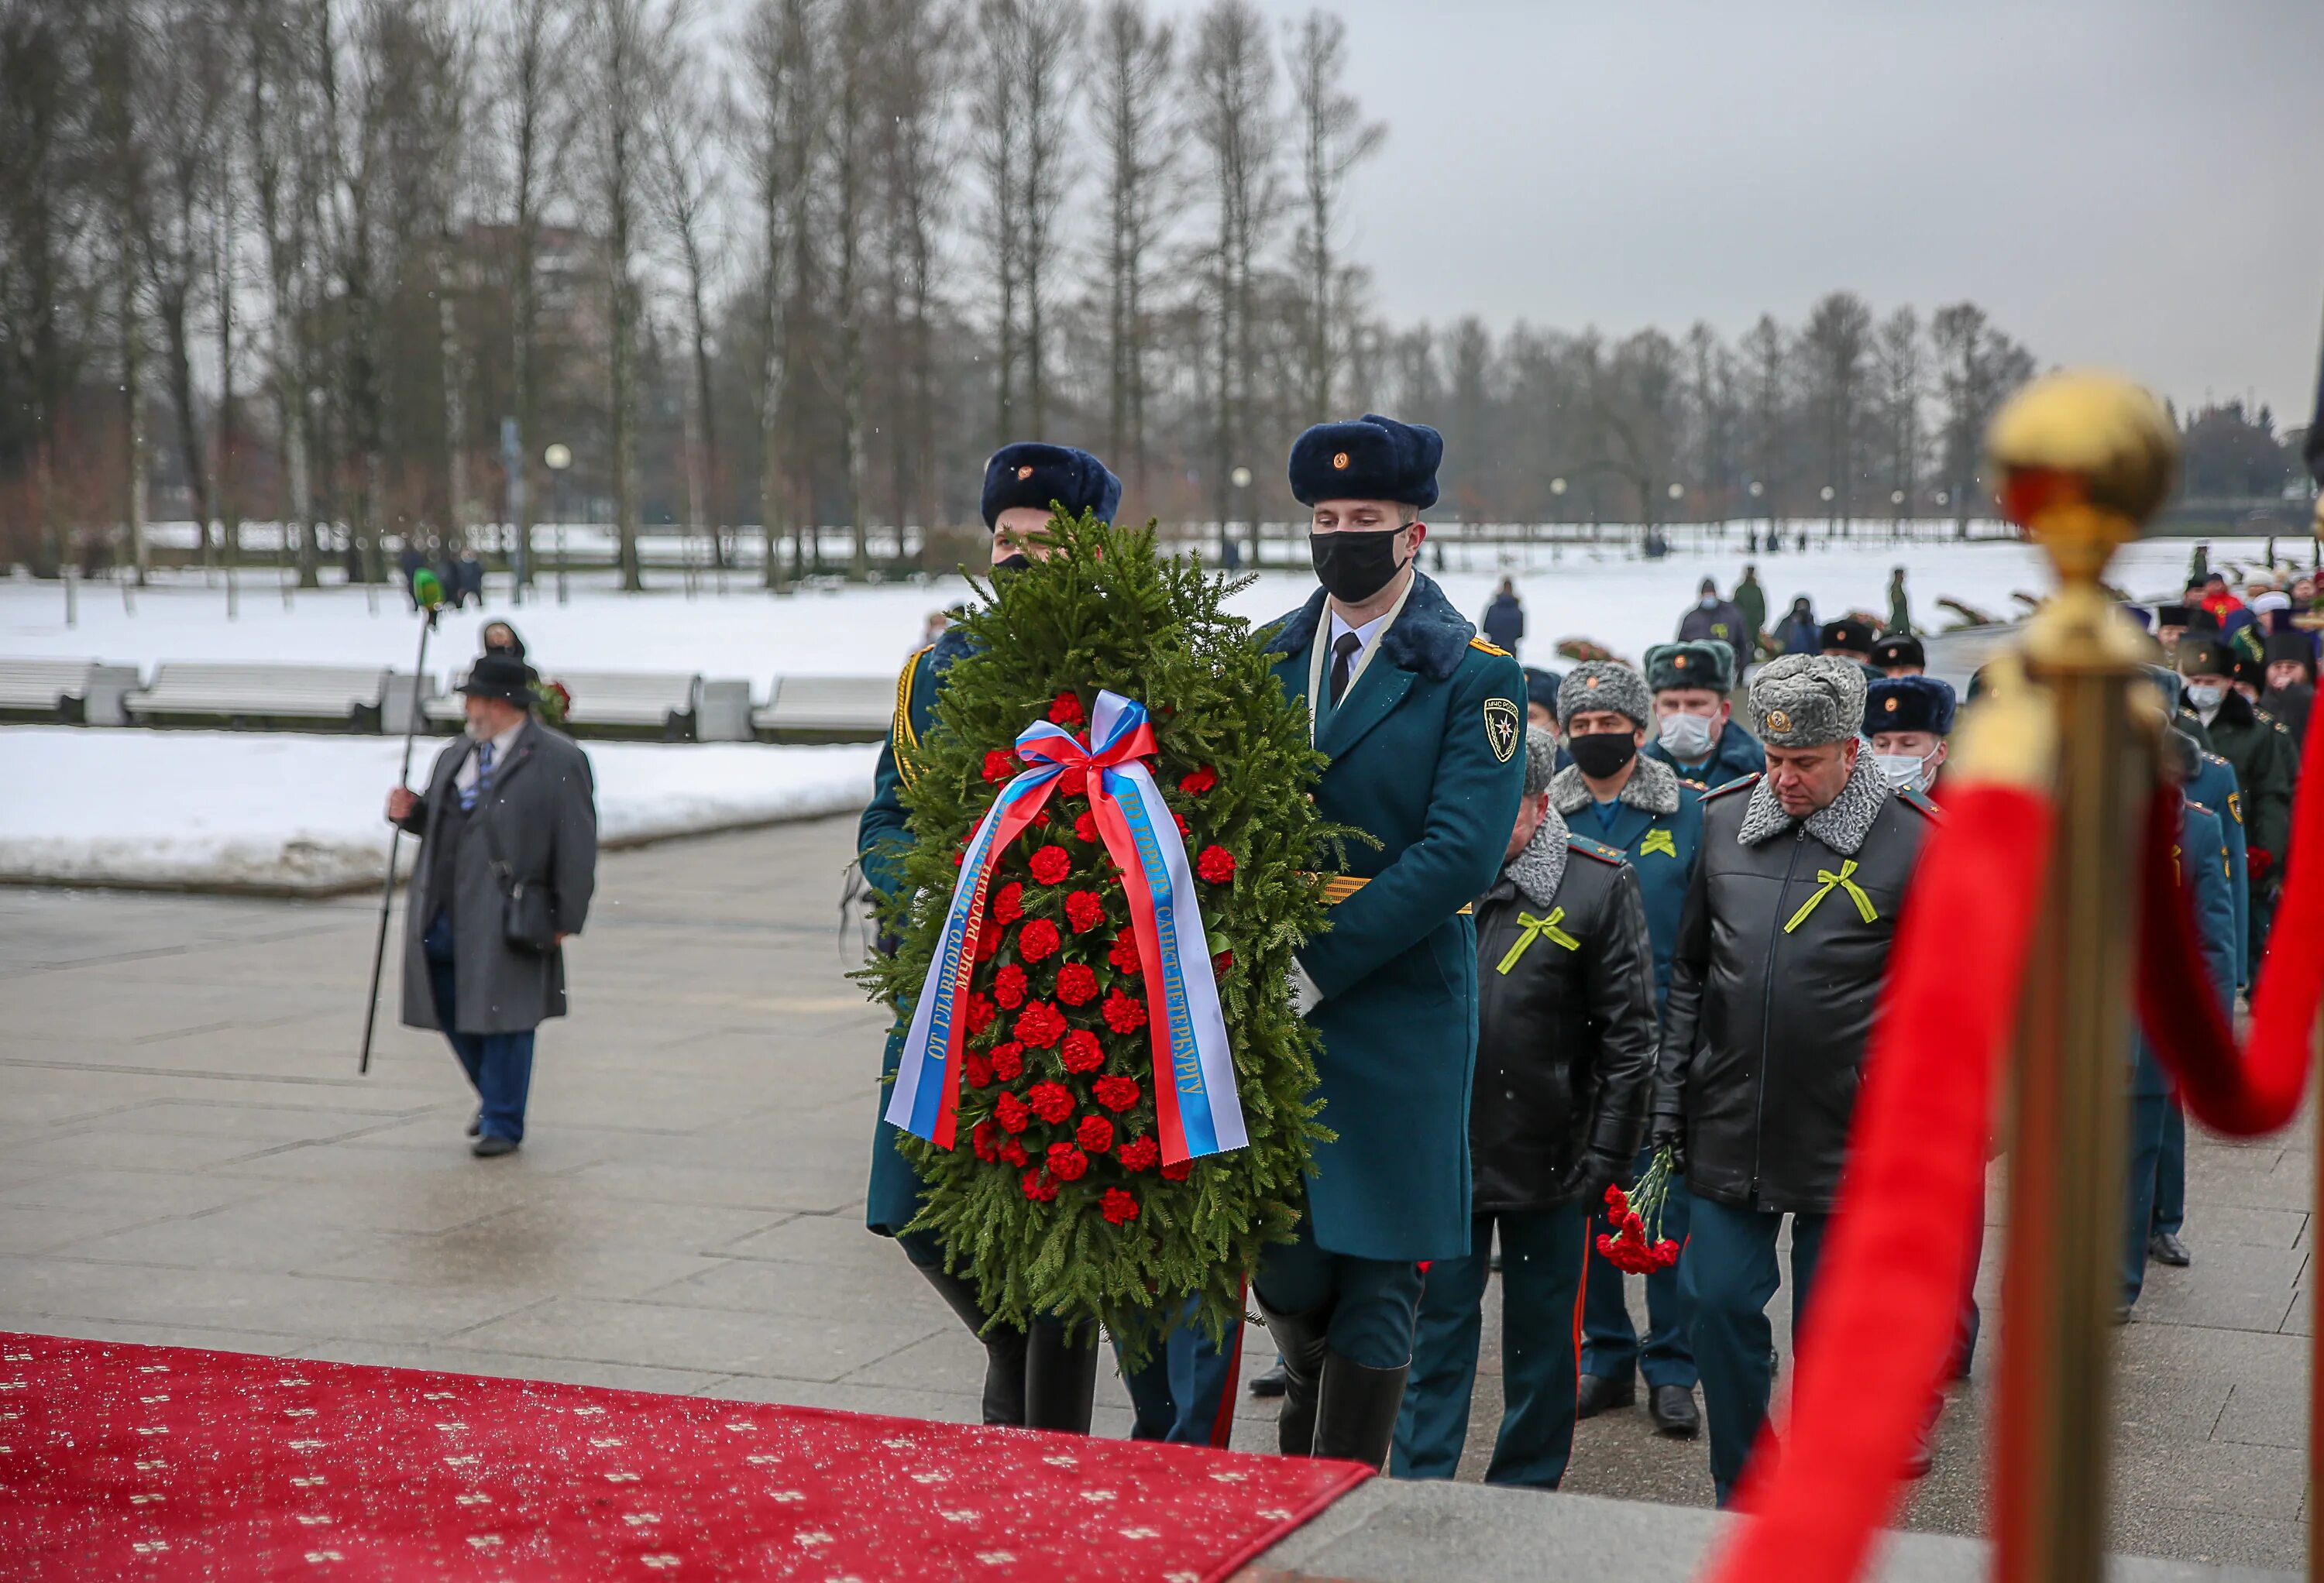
[1657,711,1717,761]
[1876,750,1937,794]
[2184,682,2226,714]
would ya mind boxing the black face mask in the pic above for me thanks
[1566,730,1639,780]
[1309,527,1408,604]
[990,552,1033,580]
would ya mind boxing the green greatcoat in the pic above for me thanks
[2181,692,2295,869]
[1733,576,1767,650]
[858,624,977,1238]
[1262,572,1528,1262]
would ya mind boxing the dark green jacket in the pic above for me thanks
[2181,691,2295,867]
[1733,577,1767,646]
[1264,572,1528,1262]
[1548,754,1704,1010]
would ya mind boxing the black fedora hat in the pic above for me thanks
[459,653,538,708]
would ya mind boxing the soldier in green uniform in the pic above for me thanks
[1643,639,1765,788]
[858,441,1122,1432]
[1557,657,1707,1437]
[1870,633,1927,678]
[1257,412,1528,1467]
[2177,634,2295,978]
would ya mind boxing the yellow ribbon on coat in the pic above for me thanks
[1783,860,1879,934]
[1497,908,1580,973]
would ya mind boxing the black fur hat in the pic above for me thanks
[1818,618,1875,657]
[1287,413,1443,509]
[1870,632,1925,670]
[1865,675,1956,737]
[981,442,1122,531]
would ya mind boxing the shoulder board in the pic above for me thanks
[1897,788,1941,818]
[2183,797,2215,817]
[1679,778,1711,793]
[1700,774,1762,803]
[2274,720,2294,737]
[2200,750,2230,767]
[1469,636,1511,657]
[1566,836,1628,866]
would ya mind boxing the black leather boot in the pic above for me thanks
[1312,1351,1409,1469]
[1023,1321,1101,1434]
[913,1260,1028,1426]
[1254,1296,1332,1456]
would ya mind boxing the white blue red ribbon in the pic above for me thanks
[885,689,1246,1166]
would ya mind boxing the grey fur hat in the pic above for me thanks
[1556,660,1652,730]
[1521,724,1559,796]
[1748,654,1866,748]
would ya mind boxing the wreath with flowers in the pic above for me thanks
[862,512,1333,1365]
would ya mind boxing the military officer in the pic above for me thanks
[1393,729,1657,1487]
[1258,412,1528,1467]
[1818,617,1877,667]
[1643,639,1766,788]
[2177,634,2295,977]
[1865,675,1955,799]
[1652,655,1938,1505]
[1870,632,1927,678]
[1523,665,1563,735]
[858,441,1126,1434]
[1556,656,1707,1437]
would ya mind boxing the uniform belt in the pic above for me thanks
[1313,874,1473,915]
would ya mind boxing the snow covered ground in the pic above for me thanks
[0,729,876,893]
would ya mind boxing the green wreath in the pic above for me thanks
[861,513,1334,1365]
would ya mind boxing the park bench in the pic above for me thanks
[125,661,399,733]
[427,666,702,740]
[0,658,142,726]
[754,675,892,743]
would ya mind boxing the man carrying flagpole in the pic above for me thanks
[1257,414,1528,1467]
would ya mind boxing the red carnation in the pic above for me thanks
[1028,845,1072,887]
[954,850,964,868]
[1073,810,1098,844]
[1055,963,1099,1008]
[1064,889,1106,934]
[971,1121,998,1161]
[1172,809,1191,839]
[964,1053,995,1089]
[1048,690,1085,726]
[1160,1157,1191,1182]
[1196,845,1236,884]
[1026,1080,1075,1125]
[1014,1000,1066,1049]
[999,1137,1028,1167]
[1101,1187,1141,1226]
[1057,763,1088,798]
[1109,928,1143,975]
[1212,950,1233,976]
[995,1093,1030,1135]
[992,881,1025,926]
[1017,918,1062,963]
[982,748,1017,784]
[992,963,1028,1010]
[973,925,1000,961]
[1021,1169,1058,1203]
[989,1042,1024,1081]
[1178,765,1219,796]
[1047,1142,1090,1183]
[1102,989,1149,1035]
[1060,1028,1105,1073]
[1116,1136,1160,1173]
[1092,1074,1140,1113]
[964,993,997,1034]
[1076,1115,1115,1154]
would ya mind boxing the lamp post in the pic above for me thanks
[1230,465,1253,566]
[544,443,572,606]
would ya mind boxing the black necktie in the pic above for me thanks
[1329,631,1363,706]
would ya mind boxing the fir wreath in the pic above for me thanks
[861,510,1336,1365]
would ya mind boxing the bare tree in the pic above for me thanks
[88,0,153,584]
[1684,321,1738,522]
[1932,300,2035,537]
[1087,0,1174,494]
[737,0,814,591]
[1801,289,1871,534]
[1873,305,1922,534]
[645,11,727,565]
[1188,0,1279,558]
[1591,328,1682,535]
[1739,311,1789,535]
[822,0,875,578]
[1284,9,1379,421]
[871,0,958,561]
[976,0,1080,444]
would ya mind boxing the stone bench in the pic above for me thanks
[428,667,702,740]
[125,662,400,733]
[754,675,893,743]
[0,658,142,726]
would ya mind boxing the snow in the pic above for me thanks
[0,728,876,894]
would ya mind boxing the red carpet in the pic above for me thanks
[0,1331,1367,1581]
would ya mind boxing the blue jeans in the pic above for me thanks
[1253,1215,1425,1370]
[1681,1197,1830,1506]
[423,914,535,1143]
[1119,1298,1241,1445]
[1393,1205,1588,1488]
[1580,1145,1697,1388]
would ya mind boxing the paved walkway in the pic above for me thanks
[0,819,2308,1570]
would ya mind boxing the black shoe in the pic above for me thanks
[1576,1372,1635,1420]
[1648,1383,1700,1437]
[1248,1358,1288,1398]
[1256,1296,1332,1456]
[911,1258,1029,1427]
[1906,1413,1940,1478]
[2149,1231,2191,1267]
[1023,1323,1100,1435]
[1312,1351,1408,1469]
[471,1135,518,1158]
[466,1110,482,1138]
[2112,1303,2134,1325]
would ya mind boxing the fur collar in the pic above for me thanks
[1548,751,1680,819]
[1736,750,1892,856]
[1261,572,1476,683]
[1503,803,1571,909]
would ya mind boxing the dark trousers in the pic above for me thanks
[1120,1299,1240,1445]
[2126,1091,2171,1307]
[1393,1205,1588,1488]
[2150,1094,2186,1238]
[1580,1145,1697,1388]
[422,914,535,1142]
[1253,1217,1425,1370]
[1681,1197,1830,1506]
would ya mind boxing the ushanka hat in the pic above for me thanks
[1865,675,1956,737]
[1818,618,1876,657]
[1644,640,1735,694]
[980,442,1122,530]
[1556,661,1652,730]
[1748,654,1866,748]
[1287,413,1443,508]
[1870,631,1926,670]
[2175,635,2235,678]
[1522,665,1563,715]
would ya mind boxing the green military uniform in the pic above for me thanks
[1732,574,1767,653]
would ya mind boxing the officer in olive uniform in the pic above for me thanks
[1258,412,1528,1467]
[1557,657,1707,1437]
[858,441,1124,1434]
[2177,634,2295,978]
[1643,639,1766,789]
[1652,655,1938,1504]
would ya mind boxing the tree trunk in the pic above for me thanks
[160,290,214,566]
[121,256,149,585]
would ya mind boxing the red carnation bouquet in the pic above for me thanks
[1597,1145,1682,1273]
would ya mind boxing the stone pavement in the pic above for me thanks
[0,818,2309,1571]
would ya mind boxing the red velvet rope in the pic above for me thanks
[2139,697,2324,1135]
[1701,784,2056,1583]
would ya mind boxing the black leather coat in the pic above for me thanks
[1652,760,1934,1213]
[1470,823,1659,1214]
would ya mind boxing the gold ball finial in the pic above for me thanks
[1987,370,2178,589]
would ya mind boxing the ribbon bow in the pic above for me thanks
[1639,828,1678,859]
[1497,908,1580,973]
[885,690,1246,1166]
[1784,859,1879,934]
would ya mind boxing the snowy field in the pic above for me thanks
[2,533,2279,891]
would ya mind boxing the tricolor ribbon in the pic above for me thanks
[885,690,1247,1166]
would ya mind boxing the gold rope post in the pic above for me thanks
[1984,371,2179,1583]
